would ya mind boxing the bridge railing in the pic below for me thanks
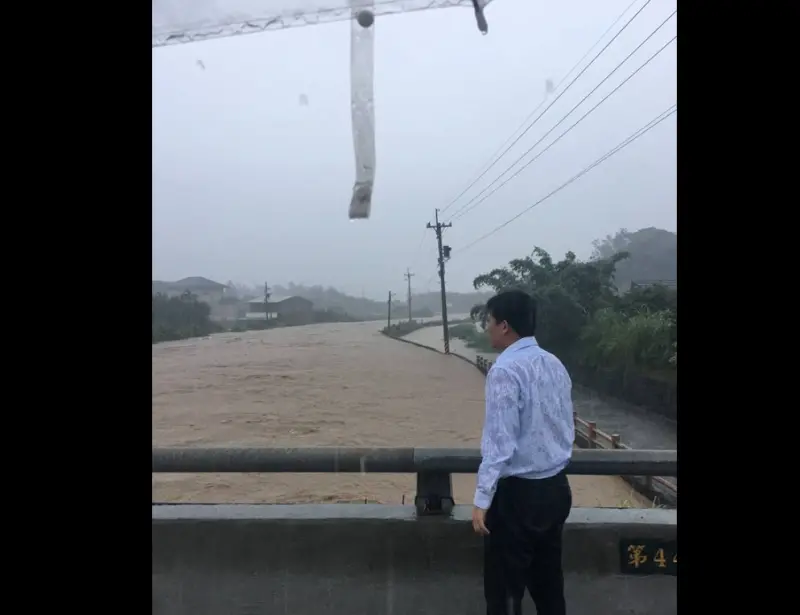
[475,355,677,506]
[152,447,677,515]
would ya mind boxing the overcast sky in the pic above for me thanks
[152,0,676,299]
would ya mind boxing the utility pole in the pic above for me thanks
[264,282,271,321]
[404,268,415,322]
[426,209,453,354]
[387,291,394,329]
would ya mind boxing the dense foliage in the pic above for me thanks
[464,246,677,384]
[152,292,223,343]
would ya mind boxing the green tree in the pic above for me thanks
[152,292,221,343]
[462,237,677,411]
[470,247,627,359]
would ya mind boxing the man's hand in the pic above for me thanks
[472,506,489,535]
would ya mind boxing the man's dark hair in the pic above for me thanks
[486,290,537,338]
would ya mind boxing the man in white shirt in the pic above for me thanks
[472,290,574,615]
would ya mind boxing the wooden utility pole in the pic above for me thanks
[387,291,394,329]
[404,268,415,322]
[426,209,453,354]
[264,282,271,321]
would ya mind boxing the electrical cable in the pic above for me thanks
[438,0,656,215]
[454,104,677,255]
[449,28,676,222]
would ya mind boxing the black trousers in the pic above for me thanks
[483,472,572,615]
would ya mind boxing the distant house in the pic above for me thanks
[152,277,228,306]
[246,295,314,321]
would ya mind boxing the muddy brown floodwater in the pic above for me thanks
[153,322,650,507]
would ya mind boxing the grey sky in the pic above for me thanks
[152,0,676,299]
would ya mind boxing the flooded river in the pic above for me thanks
[153,321,650,507]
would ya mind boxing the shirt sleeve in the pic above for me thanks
[474,365,521,509]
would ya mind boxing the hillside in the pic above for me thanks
[591,227,676,291]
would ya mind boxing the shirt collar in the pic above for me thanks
[500,336,538,357]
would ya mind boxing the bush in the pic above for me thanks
[580,308,675,374]
[449,323,494,353]
[382,320,435,337]
[152,292,223,343]
[382,318,473,338]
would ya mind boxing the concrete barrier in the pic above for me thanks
[153,505,676,615]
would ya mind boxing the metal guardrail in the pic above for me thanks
[152,447,676,475]
[573,415,677,501]
[153,447,676,516]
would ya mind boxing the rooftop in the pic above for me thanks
[247,295,306,304]
[152,277,227,291]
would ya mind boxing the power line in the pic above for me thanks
[411,237,439,289]
[439,0,646,216]
[439,0,655,216]
[408,228,428,271]
[455,104,676,255]
[456,104,676,254]
[449,11,676,221]
[450,27,677,222]
[424,267,438,290]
